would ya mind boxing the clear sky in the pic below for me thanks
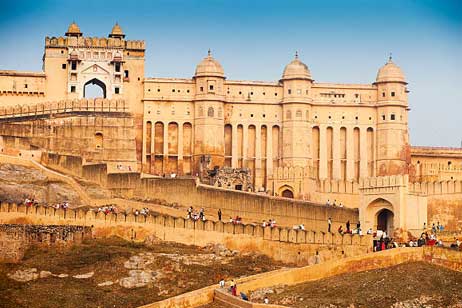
[1,0,461,147]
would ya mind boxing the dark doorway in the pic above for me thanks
[84,78,106,98]
[281,189,294,198]
[377,209,394,235]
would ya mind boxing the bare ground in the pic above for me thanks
[0,237,285,308]
[258,261,462,308]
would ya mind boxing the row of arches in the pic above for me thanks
[312,125,375,180]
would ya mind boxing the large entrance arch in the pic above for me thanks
[281,189,294,198]
[364,197,395,236]
[84,78,106,98]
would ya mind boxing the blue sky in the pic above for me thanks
[0,0,461,147]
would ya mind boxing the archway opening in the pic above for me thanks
[281,189,294,198]
[376,209,394,235]
[84,78,106,98]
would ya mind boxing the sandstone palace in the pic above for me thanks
[0,23,461,236]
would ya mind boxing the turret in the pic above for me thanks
[280,52,313,168]
[193,50,226,174]
[374,56,410,175]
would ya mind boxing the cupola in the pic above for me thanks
[109,22,125,39]
[281,52,312,81]
[194,50,225,78]
[65,22,82,37]
[375,56,406,84]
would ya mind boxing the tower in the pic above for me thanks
[193,50,226,173]
[374,56,410,175]
[280,52,313,168]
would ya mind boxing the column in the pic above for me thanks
[319,125,327,180]
[177,123,183,175]
[346,126,354,181]
[231,124,238,168]
[360,126,368,178]
[332,126,341,180]
[266,126,273,177]
[141,121,147,165]
[163,121,168,173]
[242,124,248,167]
[255,125,262,169]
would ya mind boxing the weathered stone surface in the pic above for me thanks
[97,281,114,287]
[73,271,94,279]
[7,268,39,282]
[119,270,156,289]
[39,270,52,278]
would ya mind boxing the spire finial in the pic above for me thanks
[388,52,393,62]
[295,51,299,59]
[208,48,211,57]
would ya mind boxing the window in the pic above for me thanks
[263,114,266,118]
[95,133,103,149]
[239,91,242,95]
[263,92,266,95]
[355,116,359,120]
[115,87,120,94]
[207,107,214,117]
[382,92,385,97]
[124,70,129,78]
[296,110,302,118]
[200,86,204,92]
[286,110,292,119]
[187,89,190,93]
[355,94,359,98]
[328,115,331,119]
[70,86,76,93]
[391,91,395,97]
[250,114,254,117]
[275,93,278,96]
[288,89,292,94]
[250,91,253,95]
[71,61,77,70]
[391,114,396,120]
[382,115,386,120]
[209,85,214,91]
[24,84,28,89]
[115,63,121,72]
[62,63,66,69]
[306,90,309,95]
[157,89,160,92]
[448,161,452,166]
[172,89,175,92]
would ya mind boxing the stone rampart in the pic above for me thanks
[0,98,129,121]
[0,223,91,263]
[0,202,371,265]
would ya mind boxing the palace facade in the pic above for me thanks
[1,23,461,235]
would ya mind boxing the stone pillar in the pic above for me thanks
[332,126,341,180]
[267,126,273,178]
[178,123,184,175]
[141,121,147,166]
[231,124,238,168]
[163,121,168,173]
[346,126,354,181]
[360,127,368,179]
[319,125,327,180]
[242,124,248,168]
[255,125,262,189]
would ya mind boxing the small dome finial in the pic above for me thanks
[208,48,211,57]
[388,52,393,62]
[295,51,299,59]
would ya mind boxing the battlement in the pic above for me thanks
[45,36,145,51]
[0,98,129,121]
[409,180,462,195]
[270,166,312,180]
[360,174,409,188]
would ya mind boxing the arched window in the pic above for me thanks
[95,132,103,149]
[84,78,106,98]
[286,110,291,120]
[296,110,302,118]
[218,107,223,118]
[208,107,214,117]
[198,106,204,117]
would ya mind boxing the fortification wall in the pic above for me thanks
[0,224,91,263]
[141,246,462,308]
[0,202,371,265]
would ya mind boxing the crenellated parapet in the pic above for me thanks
[0,98,129,121]
[45,36,145,51]
[270,166,313,180]
[409,180,462,196]
[359,174,409,195]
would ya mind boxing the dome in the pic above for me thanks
[109,22,125,38]
[194,50,225,78]
[65,22,82,37]
[375,56,406,84]
[282,52,312,81]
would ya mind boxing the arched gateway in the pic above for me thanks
[365,198,395,236]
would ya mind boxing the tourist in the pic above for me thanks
[230,280,237,296]
[299,224,305,230]
[264,296,269,304]
[338,225,343,234]
[240,292,248,301]
[229,217,234,223]
[328,217,332,233]
[199,208,204,220]
[346,220,350,233]
[417,235,426,247]
[219,278,225,288]
[314,251,320,264]
[326,199,331,207]
[367,228,373,235]
[333,199,337,206]
[423,222,426,230]
[262,220,267,227]
[218,209,222,221]
[339,202,344,208]
[270,220,276,228]
[432,223,436,233]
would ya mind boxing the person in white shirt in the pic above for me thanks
[264,297,269,304]
[219,279,225,288]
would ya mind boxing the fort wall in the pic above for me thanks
[0,202,371,265]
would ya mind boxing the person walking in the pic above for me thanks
[346,220,350,233]
[328,217,332,233]
[218,209,222,221]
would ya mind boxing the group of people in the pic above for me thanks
[325,199,344,208]
[95,205,118,214]
[23,198,38,207]
[335,220,362,235]
[261,219,277,228]
[230,216,243,224]
[424,221,445,233]
[219,278,269,304]
[134,207,150,216]
[186,206,206,221]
